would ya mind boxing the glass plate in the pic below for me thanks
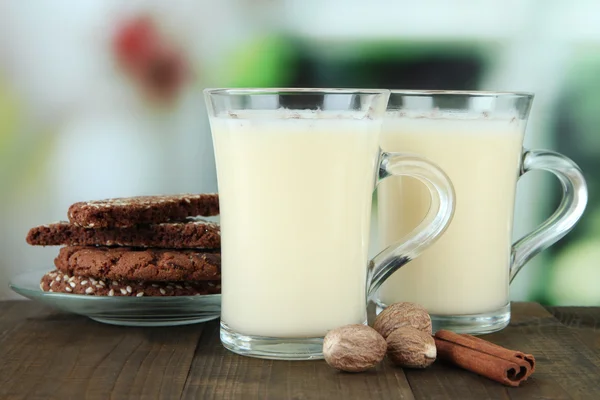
[9,271,221,327]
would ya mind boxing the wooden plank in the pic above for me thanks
[180,321,415,400]
[546,306,600,357]
[403,363,510,400]
[182,302,600,400]
[0,301,49,343]
[3,301,600,399]
[488,303,600,400]
[0,300,50,329]
[546,306,600,329]
[398,302,600,400]
[0,303,203,400]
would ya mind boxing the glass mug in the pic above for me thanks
[204,88,455,360]
[376,90,588,334]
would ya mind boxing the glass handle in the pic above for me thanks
[510,150,588,282]
[367,152,456,297]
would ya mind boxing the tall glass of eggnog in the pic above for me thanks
[377,90,587,335]
[205,88,455,360]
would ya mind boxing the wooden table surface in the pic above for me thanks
[1,301,599,400]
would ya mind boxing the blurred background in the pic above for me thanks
[1,0,599,304]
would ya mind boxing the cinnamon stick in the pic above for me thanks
[434,330,535,387]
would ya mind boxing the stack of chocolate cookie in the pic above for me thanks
[26,194,222,297]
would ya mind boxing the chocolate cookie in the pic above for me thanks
[40,270,221,296]
[27,219,220,249]
[67,194,219,228]
[55,246,221,281]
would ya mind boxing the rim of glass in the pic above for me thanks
[204,88,533,99]
[204,88,391,96]
[389,89,533,99]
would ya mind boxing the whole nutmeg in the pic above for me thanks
[373,302,432,338]
[323,324,387,372]
[386,326,436,368]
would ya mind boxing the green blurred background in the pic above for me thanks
[1,0,599,304]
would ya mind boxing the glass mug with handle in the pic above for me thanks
[204,88,455,360]
[377,90,587,334]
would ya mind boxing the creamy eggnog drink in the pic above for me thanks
[378,117,524,315]
[377,91,587,335]
[212,113,380,338]
[205,89,456,359]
